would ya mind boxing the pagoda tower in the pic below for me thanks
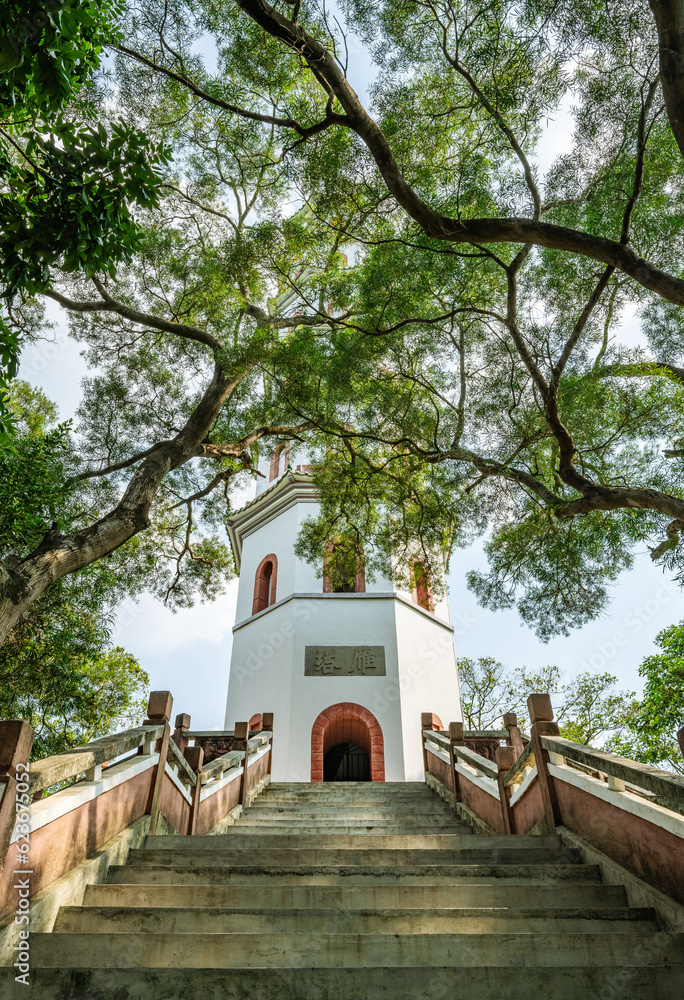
[223,445,463,782]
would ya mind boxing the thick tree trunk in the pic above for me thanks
[0,365,242,645]
[650,0,684,160]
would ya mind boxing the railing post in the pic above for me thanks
[503,712,524,756]
[495,745,518,834]
[528,693,562,834]
[448,721,464,809]
[420,713,433,776]
[144,691,173,836]
[173,714,191,754]
[678,726,684,762]
[183,745,204,835]
[236,722,250,811]
[262,712,274,777]
[0,722,35,869]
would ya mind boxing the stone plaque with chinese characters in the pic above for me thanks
[304,646,386,677]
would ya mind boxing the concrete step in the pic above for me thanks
[245,803,457,815]
[252,792,444,812]
[105,862,603,886]
[252,792,453,811]
[54,904,659,936]
[25,930,684,969]
[235,813,464,824]
[85,880,629,910]
[240,811,459,824]
[231,822,467,833]
[259,790,444,800]
[145,825,484,852]
[144,834,561,851]
[4,965,684,1000]
[129,847,583,868]
[267,782,430,791]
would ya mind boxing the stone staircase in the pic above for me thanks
[13,782,684,998]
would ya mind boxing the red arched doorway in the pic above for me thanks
[311,703,385,782]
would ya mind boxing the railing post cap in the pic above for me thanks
[503,712,518,727]
[421,712,435,728]
[262,712,274,729]
[174,713,191,730]
[234,721,249,741]
[183,745,204,772]
[0,721,35,773]
[495,745,518,772]
[527,693,554,724]
[147,691,173,722]
[448,721,464,742]
[677,726,684,756]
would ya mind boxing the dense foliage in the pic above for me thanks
[0,0,169,437]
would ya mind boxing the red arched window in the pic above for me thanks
[252,554,278,614]
[269,442,291,482]
[322,538,365,594]
[412,560,434,612]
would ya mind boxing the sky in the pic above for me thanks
[16,6,684,730]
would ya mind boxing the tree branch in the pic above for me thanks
[71,442,170,482]
[196,422,311,459]
[648,0,684,160]
[556,486,684,521]
[45,280,223,353]
[116,42,348,138]
[594,361,684,386]
[0,363,251,643]
[234,0,684,306]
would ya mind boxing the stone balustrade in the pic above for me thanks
[0,695,274,925]
[421,697,684,907]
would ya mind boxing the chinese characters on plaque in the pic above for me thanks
[304,645,386,677]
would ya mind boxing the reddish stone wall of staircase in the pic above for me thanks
[425,747,505,834]
[510,779,545,834]
[159,774,192,835]
[553,778,684,905]
[0,767,154,921]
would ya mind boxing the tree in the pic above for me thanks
[4,0,684,644]
[606,621,684,773]
[457,656,635,745]
[229,0,684,300]
[457,657,561,730]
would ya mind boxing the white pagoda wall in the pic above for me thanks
[225,475,462,782]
